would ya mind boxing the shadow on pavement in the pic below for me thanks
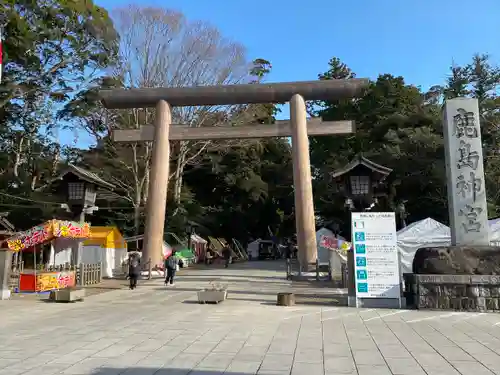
[93,367,255,374]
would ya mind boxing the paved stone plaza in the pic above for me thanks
[2,261,500,375]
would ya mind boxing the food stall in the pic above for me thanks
[7,220,90,293]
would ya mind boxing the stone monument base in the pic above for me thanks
[407,245,500,311]
[404,273,500,312]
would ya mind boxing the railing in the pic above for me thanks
[76,263,103,286]
[286,258,348,287]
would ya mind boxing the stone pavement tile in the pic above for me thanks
[22,363,73,375]
[324,356,356,373]
[148,345,184,360]
[109,350,151,366]
[81,338,122,351]
[412,352,450,367]
[472,353,500,373]
[267,342,295,355]
[296,338,322,350]
[436,345,476,362]
[92,344,136,358]
[378,344,412,359]
[44,341,91,354]
[168,336,203,350]
[117,333,152,345]
[131,338,166,352]
[234,345,268,362]
[456,342,492,355]
[291,362,323,375]
[407,343,439,355]
[245,336,274,347]
[225,360,261,374]
[184,341,218,355]
[197,352,235,369]
[419,362,461,375]
[168,352,207,369]
[259,354,293,371]
[294,348,323,363]
[323,343,352,357]
[256,371,289,375]
[0,358,18,369]
[212,340,245,354]
[62,358,108,375]
[134,356,167,369]
[352,349,385,365]
[0,349,36,359]
[357,364,392,375]
[348,339,378,351]
[386,357,426,375]
[225,330,253,341]
[0,369,33,375]
[450,361,495,375]
[52,349,98,364]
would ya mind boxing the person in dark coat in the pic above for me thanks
[165,250,183,286]
[285,241,293,260]
[128,251,141,290]
[222,246,231,268]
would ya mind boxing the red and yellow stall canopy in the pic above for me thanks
[7,220,90,252]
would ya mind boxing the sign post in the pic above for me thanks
[351,212,401,308]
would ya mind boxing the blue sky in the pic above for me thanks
[69,0,500,144]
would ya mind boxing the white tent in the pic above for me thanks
[397,218,450,275]
[316,227,350,281]
[397,217,500,275]
[247,239,261,259]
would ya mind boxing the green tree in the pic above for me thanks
[310,57,446,234]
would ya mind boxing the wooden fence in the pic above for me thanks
[76,263,103,286]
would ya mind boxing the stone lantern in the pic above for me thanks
[49,164,115,220]
[331,154,393,212]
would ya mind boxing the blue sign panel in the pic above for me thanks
[356,257,367,267]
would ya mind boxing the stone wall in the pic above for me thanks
[404,274,500,312]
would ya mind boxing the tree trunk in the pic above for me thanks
[13,136,25,178]
[173,142,187,205]
[134,189,142,236]
[51,144,60,177]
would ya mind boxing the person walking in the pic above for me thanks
[165,250,183,286]
[222,246,231,268]
[128,251,141,290]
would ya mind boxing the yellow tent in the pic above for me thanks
[82,227,128,278]
[84,226,127,249]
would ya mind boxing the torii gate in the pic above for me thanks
[100,79,368,270]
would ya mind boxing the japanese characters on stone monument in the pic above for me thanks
[443,98,490,246]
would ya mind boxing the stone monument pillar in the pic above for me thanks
[443,98,490,246]
[0,250,12,300]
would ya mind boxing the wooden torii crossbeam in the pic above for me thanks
[100,79,368,270]
[113,119,355,142]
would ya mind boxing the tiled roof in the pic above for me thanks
[331,154,392,178]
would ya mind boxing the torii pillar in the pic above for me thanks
[100,79,368,271]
